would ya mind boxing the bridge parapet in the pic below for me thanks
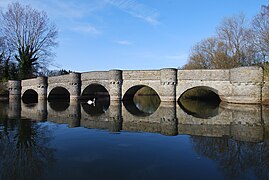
[81,71,109,81]
[123,70,160,80]
[48,73,72,83]
[177,69,230,81]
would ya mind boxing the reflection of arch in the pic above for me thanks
[48,102,69,112]
[48,87,70,102]
[123,85,160,116]
[178,86,221,118]
[81,84,110,115]
[22,89,38,104]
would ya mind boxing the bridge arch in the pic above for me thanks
[81,83,110,101]
[178,86,221,118]
[81,83,110,115]
[48,86,70,102]
[178,86,220,100]
[123,85,161,116]
[22,89,38,104]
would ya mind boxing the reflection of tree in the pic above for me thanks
[191,136,269,179]
[0,118,55,180]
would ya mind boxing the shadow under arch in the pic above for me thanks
[178,86,221,119]
[22,89,38,104]
[123,85,161,116]
[48,87,70,112]
[48,87,70,102]
[81,84,110,116]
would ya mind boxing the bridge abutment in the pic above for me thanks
[160,68,177,102]
[109,70,122,101]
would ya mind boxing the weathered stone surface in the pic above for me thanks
[230,66,263,83]
[81,71,109,81]
[262,76,269,104]
[178,69,230,81]
[12,66,268,104]
[123,70,160,80]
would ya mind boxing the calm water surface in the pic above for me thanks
[0,97,269,180]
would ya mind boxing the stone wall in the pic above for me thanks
[178,69,230,81]
[21,78,37,86]
[81,71,109,81]
[177,66,264,104]
[123,70,160,80]
[262,76,269,104]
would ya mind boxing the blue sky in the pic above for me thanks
[0,0,267,72]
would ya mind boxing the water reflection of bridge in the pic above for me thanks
[10,100,269,143]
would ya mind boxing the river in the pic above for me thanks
[0,96,268,180]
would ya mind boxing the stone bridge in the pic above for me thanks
[8,66,268,104]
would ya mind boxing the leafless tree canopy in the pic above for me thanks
[252,5,269,60]
[0,2,58,79]
[183,4,269,70]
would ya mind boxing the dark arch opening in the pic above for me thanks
[48,87,70,111]
[81,84,110,116]
[123,85,161,116]
[48,87,70,102]
[22,89,38,104]
[178,86,221,118]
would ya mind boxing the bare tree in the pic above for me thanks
[0,36,12,80]
[182,37,233,69]
[252,5,269,64]
[0,2,58,79]
[183,14,254,70]
[216,14,256,67]
[183,4,269,70]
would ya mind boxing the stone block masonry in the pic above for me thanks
[8,66,269,104]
